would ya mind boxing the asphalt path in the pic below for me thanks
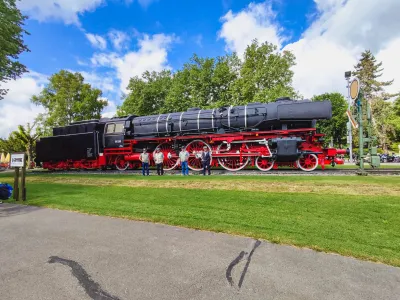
[1,203,399,300]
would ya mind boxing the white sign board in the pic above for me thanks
[10,153,25,168]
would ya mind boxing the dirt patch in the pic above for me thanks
[27,176,400,196]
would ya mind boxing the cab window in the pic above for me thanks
[106,123,115,134]
[115,123,124,133]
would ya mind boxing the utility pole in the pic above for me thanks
[345,71,353,163]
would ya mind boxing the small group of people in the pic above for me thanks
[139,148,164,176]
[139,146,212,176]
[179,145,211,176]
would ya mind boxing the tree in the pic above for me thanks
[10,122,41,168]
[120,40,299,116]
[210,53,241,107]
[163,67,192,112]
[313,93,347,147]
[369,98,398,151]
[0,133,25,153]
[353,50,396,101]
[164,53,240,112]
[31,70,107,128]
[352,50,400,151]
[118,70,172,116]
[235,39,299,104]
[0,0,30,100]
[387,96,400,146]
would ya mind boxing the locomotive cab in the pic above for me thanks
[103,116,135,148]
[104,122,125,148]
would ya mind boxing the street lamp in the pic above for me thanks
[345,71,353,163]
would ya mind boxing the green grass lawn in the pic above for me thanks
[1,172,399,267]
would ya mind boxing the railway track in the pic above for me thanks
[28,168,400,176]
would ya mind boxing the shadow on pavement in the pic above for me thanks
[0,203,43,218]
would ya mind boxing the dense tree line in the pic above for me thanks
[117,40,299,116]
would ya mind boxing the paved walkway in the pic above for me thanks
[0,203,399,300]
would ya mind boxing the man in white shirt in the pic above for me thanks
[153,148,164,175]
[179,146,189,176]
[139,148,150,176]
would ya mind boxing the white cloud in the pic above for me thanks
[86,33,107,50]
[0,69,120,138]
[18,0,105,25]
[108,30,130,50]
[79,71,115,92]
[138,0,158,8]
[101,99,117,118]
[194,34,203,47]
[284,37,357,97]
[219,0,400,98]
[0,72,48,138]
[284,0,400,98]
[376,37,400,95]
[91,33,176,93]
[18,0,159,25]
[218,1,284,56]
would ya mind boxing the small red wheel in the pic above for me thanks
[115,156,129,171]
[297,154,318,172]
[256,156,275,171]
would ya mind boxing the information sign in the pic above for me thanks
[10,153,26,168]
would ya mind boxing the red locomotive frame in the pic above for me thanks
[42,127,346,172]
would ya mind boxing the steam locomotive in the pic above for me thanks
[35,97,346,172]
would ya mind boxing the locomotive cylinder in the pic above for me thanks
[124,154,142,161]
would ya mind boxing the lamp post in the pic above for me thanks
[345,71,353,163]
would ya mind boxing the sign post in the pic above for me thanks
[346,76,380,174]
[10,152,27,201]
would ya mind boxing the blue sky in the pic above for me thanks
[20,0,316,75]
[1,0,400,137]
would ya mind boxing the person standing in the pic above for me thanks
[139,148,150,176]
[179,146,189,176]
[153,148,164,176]
[201,146,211,175]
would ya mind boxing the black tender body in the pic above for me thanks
[35,98,332,164]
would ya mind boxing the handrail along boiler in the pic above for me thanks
[35,97,347,172]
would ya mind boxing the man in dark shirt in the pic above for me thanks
[201,146,211,175]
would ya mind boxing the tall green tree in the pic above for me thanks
[0,0,30,100]
[353,50,396,101]
[31,70,107,128]
[163,67,192,112]
[235,39,299,104]
[313,93,347,147]
[163,53,240,112]
[370,98,398,151]
[118,70,172,116]
[388,96,400,146]
[352,50,400,151]
[211,53,241,107]
[10,122,41,168]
